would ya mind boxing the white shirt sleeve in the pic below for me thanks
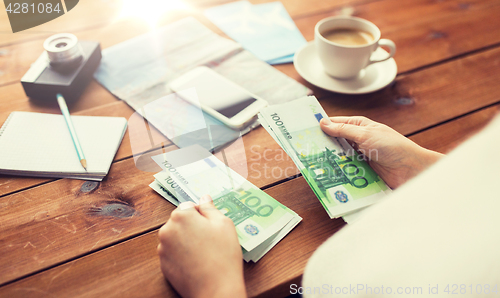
[301,115,500,298]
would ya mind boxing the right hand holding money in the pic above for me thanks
[151,144,302,262]
[320,116,443,188]
[157,195,247,298]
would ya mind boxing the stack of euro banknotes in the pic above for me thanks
[149,95,390,262]
[258,96,391,222]
[149,144,302,263]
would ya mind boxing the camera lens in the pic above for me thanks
[44,33,83,71]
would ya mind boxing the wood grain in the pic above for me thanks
[315,45,500,136]
[0,99,171,197]
[0,0,378,47]
[2,0,500,296]
[0,0,124,45]
[0,0,227,46]
[3,43,500,214]
[0,176,52,197]
[0,150,172,285]
[410,104,500,154]
[2,0,500,86]
[0,133,298,286]
[0,178,344,298]
[0,81,122,124]
[293,0,500,73]
[4,104,497,292]
[3,7,500,203]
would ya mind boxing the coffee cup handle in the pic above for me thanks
[369,39,396,64]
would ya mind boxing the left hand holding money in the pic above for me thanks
[157,195,247,298]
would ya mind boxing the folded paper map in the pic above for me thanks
[95,17,311,152]
[205,1,306,64]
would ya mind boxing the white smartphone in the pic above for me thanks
[169,66,268,129]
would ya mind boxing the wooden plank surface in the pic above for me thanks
[293,0,500,73]
[2,0,500,296]
[316,45,500,135]
[0,99,171,197]
[0,152,172,286]
[0,0,378,46]
[0,0,225,46]
[2,0,500,86]
[3,30,500,197]
[0,178,343,298]
[1,44,500,283]
[0,81,123,124]
[3,104,498,296]
[410,104,500,154]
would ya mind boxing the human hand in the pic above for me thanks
[157,195,246,298]
[320,116,443,188]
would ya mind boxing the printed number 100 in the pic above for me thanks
[239,191,274,217]
[6,3,62,14]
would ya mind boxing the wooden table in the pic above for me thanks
[1,0,499,296]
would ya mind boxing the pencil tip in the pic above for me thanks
[81,159,87,171]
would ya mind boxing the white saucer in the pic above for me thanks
[294,41,397,94]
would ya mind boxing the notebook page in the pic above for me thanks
[0,112,127,175]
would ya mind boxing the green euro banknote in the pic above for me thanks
[151,170,301,262]
[151,144,301,253]
[242,214,302,262]
[259,96,390,218]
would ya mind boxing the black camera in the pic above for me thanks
[21,33,101,102]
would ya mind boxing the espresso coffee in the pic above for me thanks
[322,28,374,46]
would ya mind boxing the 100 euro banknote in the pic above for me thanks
[151,144,301,252]
[151,169,301,262]
[259,96,390,218]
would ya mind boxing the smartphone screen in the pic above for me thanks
[173,69,257,118]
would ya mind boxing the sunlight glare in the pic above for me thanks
[118,0,191,27]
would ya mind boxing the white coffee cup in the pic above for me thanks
[315,16,396,79]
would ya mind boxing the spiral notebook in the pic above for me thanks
[0,112,127,181]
